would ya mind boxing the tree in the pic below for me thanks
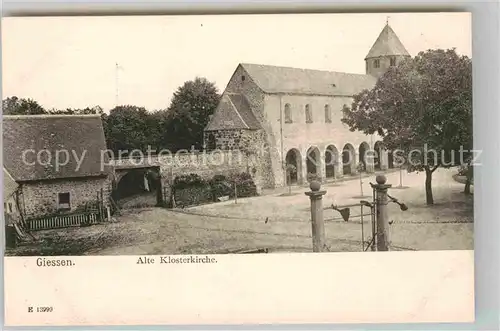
[104,105,157,155]
[342,49,472,205]
[49,106,104,115]
[162,77,221,151]
[2,96,47,115]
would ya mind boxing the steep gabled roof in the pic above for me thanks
[365,24,410,59]
[3,115,110,182]
[205,93,261,131]
[240,63,377,97]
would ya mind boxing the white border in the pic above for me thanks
[1,1,498,330]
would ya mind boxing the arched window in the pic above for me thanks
[305,104,312,123]
[324,104,332,123]
[284,103,292,123]
[342,104,348,119]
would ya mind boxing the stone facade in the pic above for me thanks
[203,23,409,189]
[19,176,111,218]
[206,129,250,151]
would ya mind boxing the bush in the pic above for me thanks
[173,174,207,189]
[209,175,233,200]
[230,172,258,198]
[171,172,258,207]
[174,186,213,207]
[173,174,212,207]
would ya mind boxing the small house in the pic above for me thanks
[3,114,112,219]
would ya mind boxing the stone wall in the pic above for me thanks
[20,176,111,218]
[209,129,246,150]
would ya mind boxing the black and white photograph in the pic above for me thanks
[2,13,473,257]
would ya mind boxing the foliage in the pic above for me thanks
[229,172,258,198]
[49,106,104,115]
[342,49,472,204]
[104,105,158,154]
[172,174,212,207]
[173,173,207,190]
[161,77,221,151]
[3,76,221,155]
[2,96,47,115]
[209,175,233,198]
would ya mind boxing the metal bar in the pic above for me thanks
[328,202,368,209]
[361,205,365,251]
[371,185,377,251]
[326,213,373,222]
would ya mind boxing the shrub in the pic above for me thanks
[173,174,207,189]
[209,175,233,200]
[172,173,212,207]
[230,172,258,198]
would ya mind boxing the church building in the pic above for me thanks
[204,23,411,189]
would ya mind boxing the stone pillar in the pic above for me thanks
[305,181,327,252]
[365,150,375,173]
[302,154,308,183]
[373,175,392,251]
[380,149,389,171]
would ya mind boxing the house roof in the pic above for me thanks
[205,93,261,131]
[3,168,18,199]
[365,24,410,59]
[3,115,110,182]
[240,63,377,97]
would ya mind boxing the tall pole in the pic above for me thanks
[359,171,364,197]
[374,175,392,251]
[305,181,327,252]
[399,167,403,186]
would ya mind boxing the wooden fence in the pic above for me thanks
[25,212,102,231]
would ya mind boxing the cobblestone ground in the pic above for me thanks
[8,168,473,256]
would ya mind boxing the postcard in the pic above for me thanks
[2,12,474,326]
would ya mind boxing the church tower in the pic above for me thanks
[365,23,411,78]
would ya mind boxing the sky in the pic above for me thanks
[2,13,471,112]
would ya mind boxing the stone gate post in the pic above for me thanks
[373,174,392,251]
[305,180,327,252]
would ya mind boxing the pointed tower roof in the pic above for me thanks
[365,24,410,59]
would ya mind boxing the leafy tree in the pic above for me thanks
[2,96,47,115]
[162,77,221,151]
[104,105,156,155]
[342,49,472,205]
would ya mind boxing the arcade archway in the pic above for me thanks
[342,144,356,175]
[325,145,339,179]
[358,142,370,172]
[285,148,303,185]
[306,146,321,181]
